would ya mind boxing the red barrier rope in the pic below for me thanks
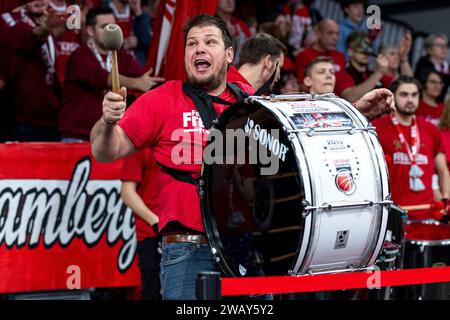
[221,266,450,296]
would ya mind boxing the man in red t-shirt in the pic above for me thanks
[227,33,286,91]
[295,19,346,85]
[59,6,164,141]
[91,14,395,300]
[417,70,445,126]
[121,148,161,300]
[372,76,450,220]
[334,32,392,103]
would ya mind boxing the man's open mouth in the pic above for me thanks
[194,59,211,71]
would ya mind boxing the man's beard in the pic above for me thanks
[186,62,227,92]
[396,103,417,116]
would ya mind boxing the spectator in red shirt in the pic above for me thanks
[334,32,391,103]
[417,70,445,127]
[229,33,286,92]
[121,148,161,300]
[282,0,314,54]
[258,20,294,71]
[216,0,251,66]
[295,18,346,85]
[48,0,82,87]
[439,100,450,173]
[59,6,164,141]
[372,76,450,220]
[91,14,395,300]
[4,0,66,141]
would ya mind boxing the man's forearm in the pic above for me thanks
[341,71,384,102]
[90,118,122,162]
[122,185,158,226]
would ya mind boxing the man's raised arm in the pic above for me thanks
[90,87,136,162]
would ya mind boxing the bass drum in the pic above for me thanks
[200,94,390,277]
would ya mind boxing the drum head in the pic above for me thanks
[200,100,305,277]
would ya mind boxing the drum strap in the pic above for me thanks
[160,83,250,186]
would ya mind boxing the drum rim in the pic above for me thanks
[405,220,450,245]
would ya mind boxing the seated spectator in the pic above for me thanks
[303,56,336,94]
[334,32,391,102]
[227,33,286,92]
[417,70,445,126]
[294,18,346,84]
[3,0,65,141]
[414,33,449,102]
[338,0,380,59]
[380,31,413,80]
[272,69,300,94]
[216,0,251,66]
[59,6,164,142]
[372,76,450,220]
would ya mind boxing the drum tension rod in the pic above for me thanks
[302,200,393,215]
[289,126,376,137]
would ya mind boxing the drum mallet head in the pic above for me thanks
[103,24,123,51]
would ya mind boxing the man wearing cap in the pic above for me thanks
[334,31,392,102]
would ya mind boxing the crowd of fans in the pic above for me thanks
[0,0,449,142]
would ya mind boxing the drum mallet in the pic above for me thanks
[401,201,446,220]
[103,24,123,94]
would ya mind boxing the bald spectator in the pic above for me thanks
[334,32,391,102]
[294,18,346,84]
[414,33,450,102]
[216,0,251,66]
[227,33,286,92]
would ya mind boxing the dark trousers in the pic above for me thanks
[137,237,162,300]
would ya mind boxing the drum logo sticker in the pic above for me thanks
[335,169,356,195]
[334,230,350,249]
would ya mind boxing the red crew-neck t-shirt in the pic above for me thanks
[372,115,444,219]
[118,80,255,232]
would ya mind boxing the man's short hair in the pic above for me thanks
[239,33,287,66]
[389,75,421,95]
[86,7,114,28]
[183,14,234,49]
[304,56,334,77]
[424,33,449,51]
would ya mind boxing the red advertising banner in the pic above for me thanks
[0,143,140,294]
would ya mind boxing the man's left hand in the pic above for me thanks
[354,88,395,120]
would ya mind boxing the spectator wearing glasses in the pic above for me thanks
[415,33,450,102]
[417,70,445,127]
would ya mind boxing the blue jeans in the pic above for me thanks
[160,242,218,300]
